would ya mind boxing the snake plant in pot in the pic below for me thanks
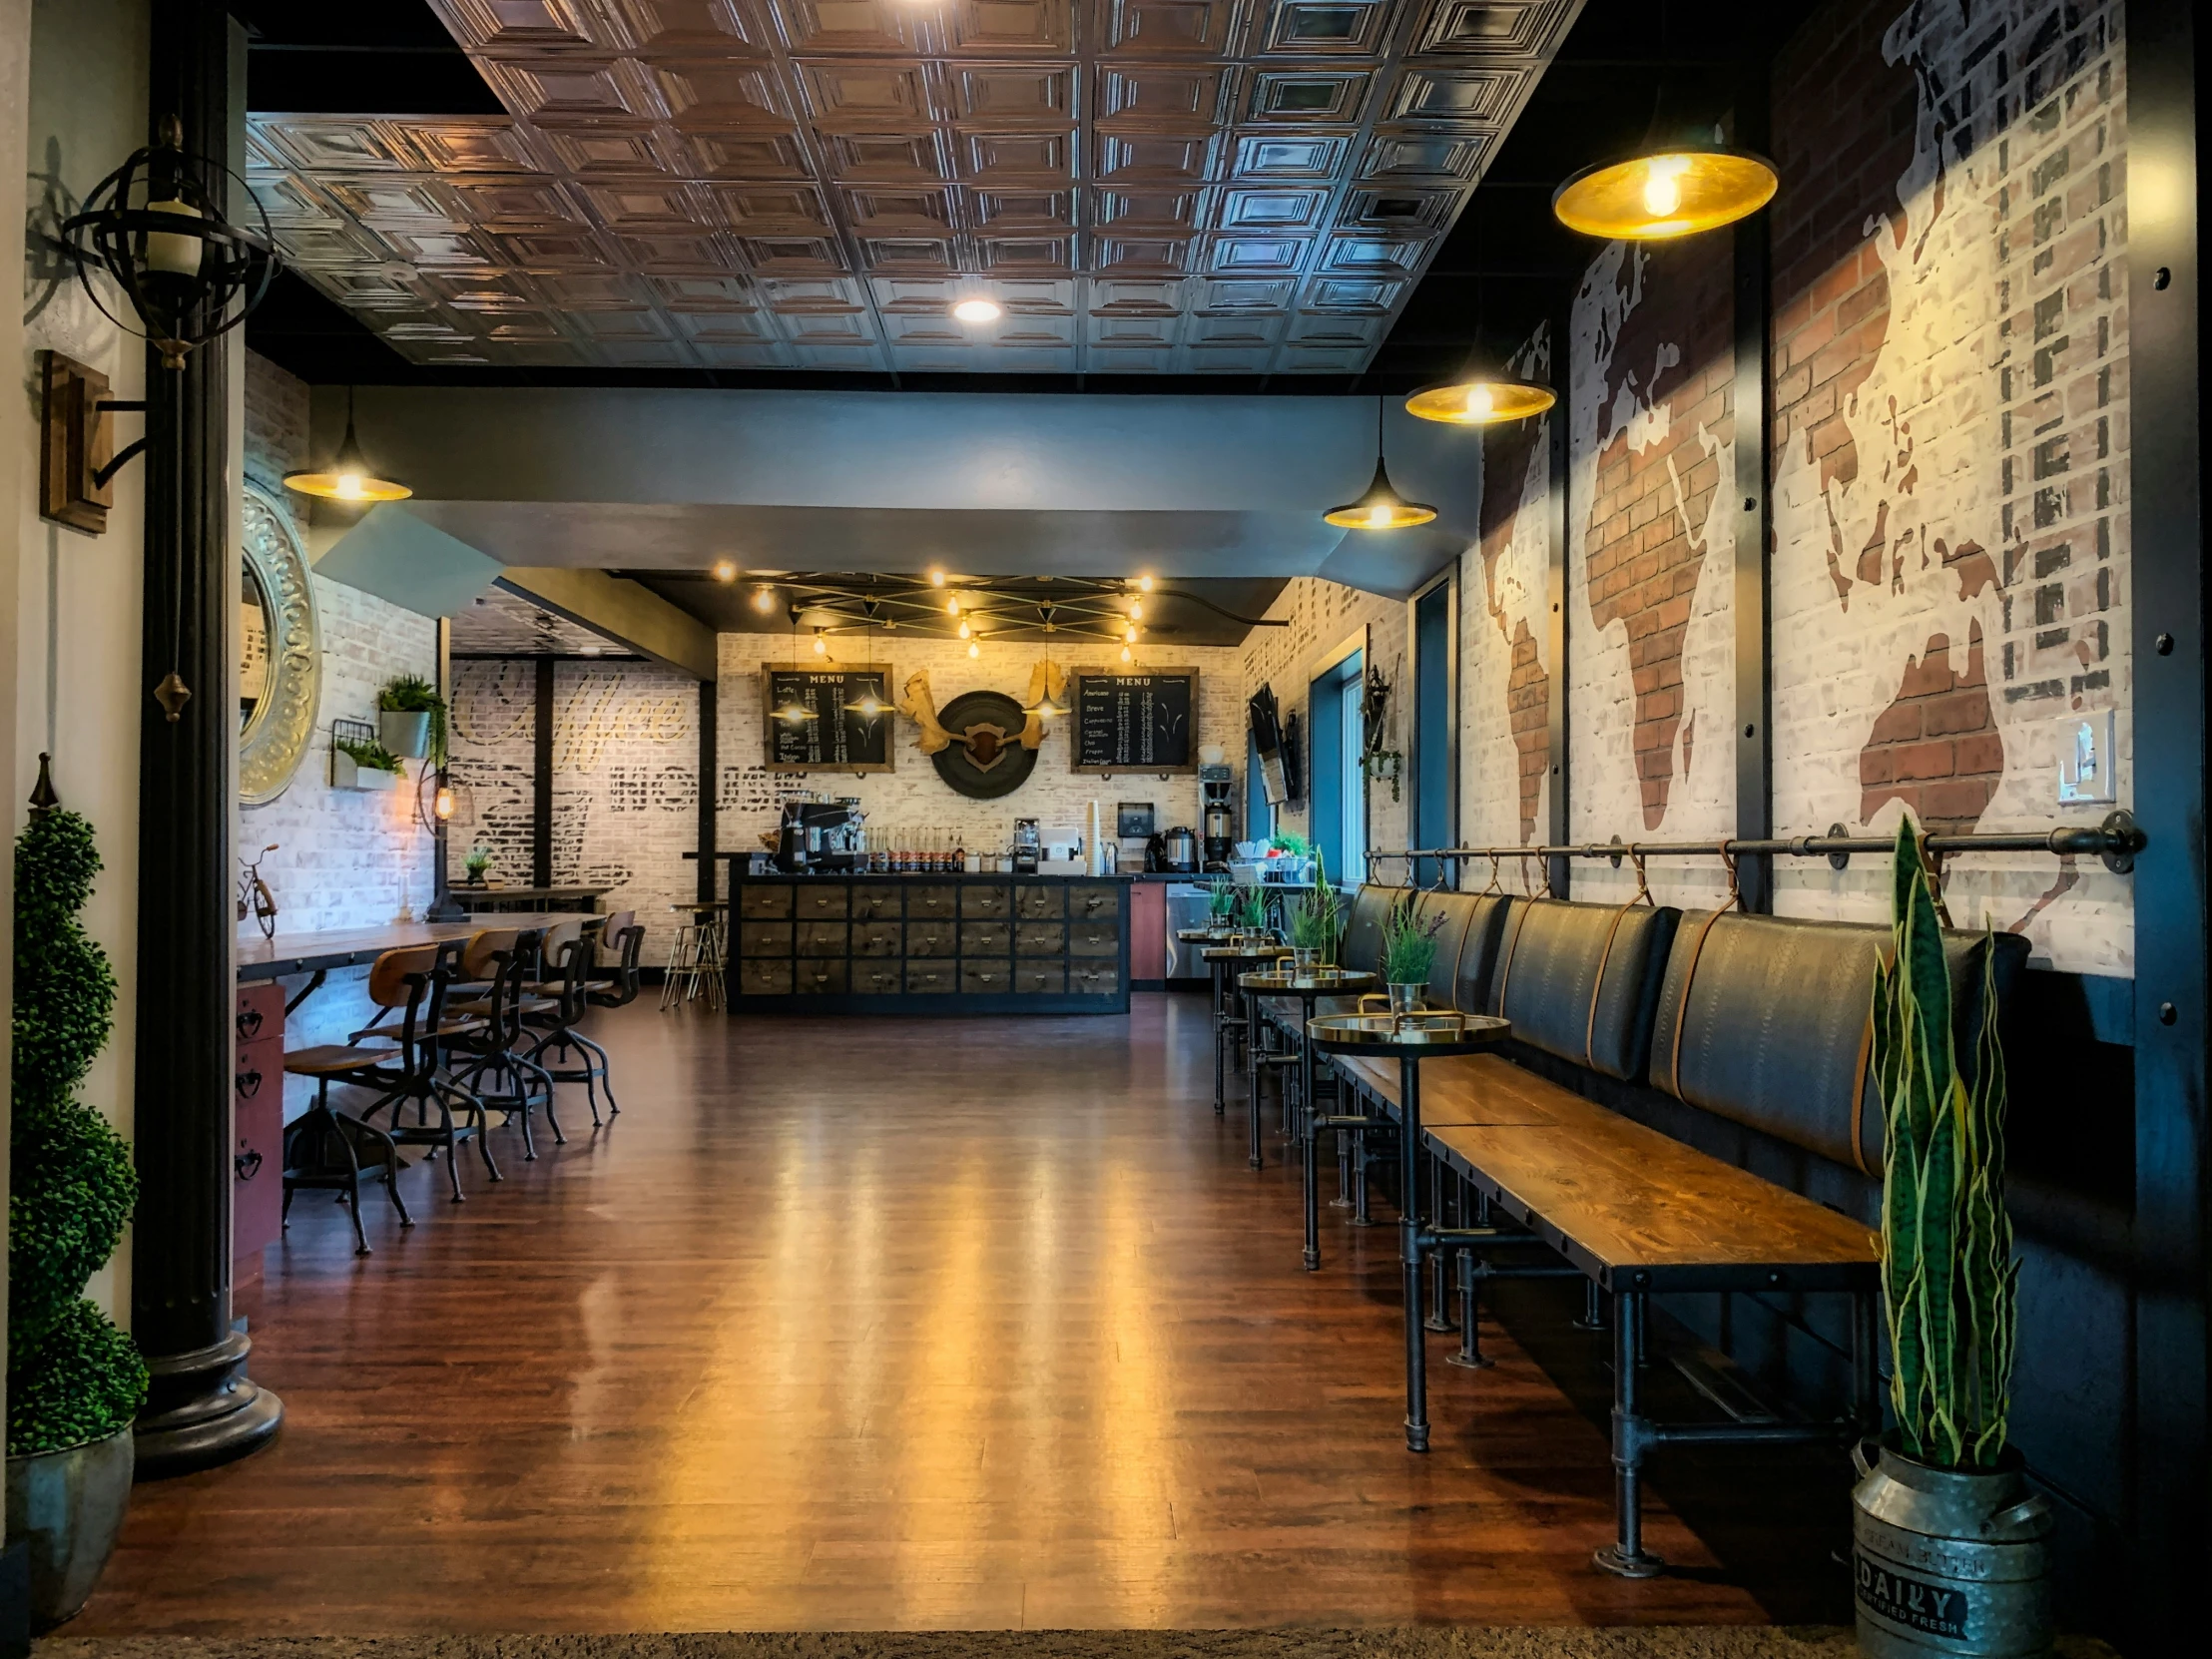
[1854,815,2049,1659]
[6,770,147,1630]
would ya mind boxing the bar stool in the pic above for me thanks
[662,901,728,1008]
[660,908,704,1009]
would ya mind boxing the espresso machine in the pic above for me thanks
[1199,763,1235,869]
[1011,818,1042,875]
[774,797,865,872]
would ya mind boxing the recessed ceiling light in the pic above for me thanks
[711,559,739,582]
[952,298,1001,322]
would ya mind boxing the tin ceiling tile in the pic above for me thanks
[255,0,1575,373]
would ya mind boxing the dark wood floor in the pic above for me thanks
[75,994,1853,1635]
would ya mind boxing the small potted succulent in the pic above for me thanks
[1852,815,2048,1659]
[1288,851,1336,971]
[6,773,148,1630]
[1379,889,1445,1017]
[375,674,447,765]
[462,843,494,888]
[332,735,404,793]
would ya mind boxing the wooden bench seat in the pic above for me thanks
[1425,1108,1878,1293]
[1331,1050,1569,1128]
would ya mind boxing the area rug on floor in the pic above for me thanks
[35,1631,2119,1659]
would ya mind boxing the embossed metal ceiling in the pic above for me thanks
[245,0,1583,377]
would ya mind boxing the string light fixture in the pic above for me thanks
[1324,397,1436,530]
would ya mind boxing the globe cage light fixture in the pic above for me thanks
[1552,146,1778,241]
[59,114,278,371]
[283,386,412,502]
[1324,397,1436,530]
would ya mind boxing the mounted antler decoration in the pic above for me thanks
[897,664,1062,801]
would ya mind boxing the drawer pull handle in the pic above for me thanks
[236,1068,263,1098]
[237,1008,264,1039]
[235,1148,263,1183]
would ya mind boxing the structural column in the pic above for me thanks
[130,0,280,1474]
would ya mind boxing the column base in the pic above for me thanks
[1592,1544,1667,1579]
[133,1331,283,1479]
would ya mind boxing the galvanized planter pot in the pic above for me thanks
[1853,1441,2054,1658]
[3,1425,135,1631]
[377,709,431,760]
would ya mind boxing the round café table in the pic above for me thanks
[1307,1009,1510,1453]
[1199,940,1292,1117]
[1238,966,1378,1222]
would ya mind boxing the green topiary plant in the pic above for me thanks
[9,795,146,1456]
[1870,814,2016,1471]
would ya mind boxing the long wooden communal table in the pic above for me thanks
[238,914,601,985]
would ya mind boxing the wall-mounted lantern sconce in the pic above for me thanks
[59,114,276,371]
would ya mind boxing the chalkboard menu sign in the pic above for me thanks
[761,666,896,774]
[1072,669,1199,776]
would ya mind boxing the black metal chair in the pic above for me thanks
[523,912,641,1125]
[348,942,502,1201]
[444,927,561,1158]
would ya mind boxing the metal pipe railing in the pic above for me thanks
[1365,809,2144,880]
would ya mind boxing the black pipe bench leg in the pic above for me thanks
[1595,1286,1665,1578]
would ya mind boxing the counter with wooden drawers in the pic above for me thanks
[730,873,1132,1013]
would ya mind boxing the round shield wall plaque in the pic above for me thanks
[928,690,1038,800]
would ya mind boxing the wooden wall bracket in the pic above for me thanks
[39,349,114,533]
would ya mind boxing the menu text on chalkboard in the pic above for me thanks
[761,666,896,774]
[1072,670,1198,776]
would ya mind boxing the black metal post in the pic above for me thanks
[1399,1053,1428,1452]
[695,675,717,904]
[532,656,554,889]
[1544,300,1572,899]
[129,0,280,1476]
[1247,995,1265,1169]
[1732,73,1775,916]
[2124,4,2207,1649]
[427,617,463,922]
[1596,1288,1662,1577]
[1210,958,1227,1116]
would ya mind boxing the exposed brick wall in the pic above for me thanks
[1566,238,1739,911]
[1768,0,2131,973]
[1467,324,1553,848]
[1237,578,1409,868]
[241,351,440,1113]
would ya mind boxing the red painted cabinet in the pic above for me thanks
[1130,880,1167,984]
[234,983,284,1268]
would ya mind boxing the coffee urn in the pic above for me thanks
[1011,818,1041,875]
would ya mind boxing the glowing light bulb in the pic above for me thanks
[1367,503,1391,529]
[957,619,971,640]
[967,640,980,659]
[334,472,364,501]
[753,586,776,612]
[1137,575,1155,593]
[1642,155,1691,219]
[1121,645,1133,663]
[945,597,960,616]
[433,786,454,821]
[952,298,1001,323]
[1128,601,1143,621]
[711,559,738,583]
[813,633,828,655]
[929,569,946,586]
[1464,382,1495,419]
[1124,626,1138,644]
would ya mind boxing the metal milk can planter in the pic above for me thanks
[4,1426,136,1630]
[377,709,431,760]
[1852,1441,2053,1659]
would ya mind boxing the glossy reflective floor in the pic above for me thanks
[76,994,1850,1635]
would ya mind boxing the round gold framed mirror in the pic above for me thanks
[239,481,319,805]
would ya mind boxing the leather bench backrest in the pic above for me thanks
[1486,897,1681,1083]
[1341,884,1396,976]
[1409,889,1477,1003]
[1449,893,1513,1014]
[1650,910,2030,1175]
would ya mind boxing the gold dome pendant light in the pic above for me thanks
[1552,146,1777,240]
[842,599,888,720]
[282,386,412,502]
[1324,397,1437,530]
[774,604,820,724]
[1406,201,1555,425]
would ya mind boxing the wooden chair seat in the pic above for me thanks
[284,1044,401,1077]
